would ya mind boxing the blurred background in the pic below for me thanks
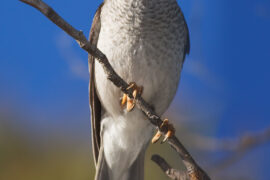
[1,0,270,179]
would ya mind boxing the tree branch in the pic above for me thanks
[189,127,270,152]
[19,0,210,179]
[152,154,189,180]
[210,127,270,172]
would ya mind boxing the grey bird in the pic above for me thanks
[89,0,189,179]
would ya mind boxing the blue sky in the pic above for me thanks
[1,0,270,179]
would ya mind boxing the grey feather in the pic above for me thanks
[94,144,110,180]
[89,2,104,166]
[126,145,147,180]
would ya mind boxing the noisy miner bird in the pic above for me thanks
[89,0,189,179]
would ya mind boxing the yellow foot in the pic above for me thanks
[151,119,175,144]
[120,82,143,112]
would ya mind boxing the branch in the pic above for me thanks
[152,154,189,180]
[19,0,210,179]
[210,127,270,172]
[189,127,270,152]
[151,137,210,180]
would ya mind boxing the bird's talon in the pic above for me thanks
[120,94,128,108]
[133,89,138,99]
[126,82,136,90]
[161,137,167,144]
[120,82,143,112]
[161,129,174,143]
[151,119,175,144]
[126,96,135,112]
[151,130,162,144]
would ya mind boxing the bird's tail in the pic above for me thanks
[95,145,146,180]
[126,147,145,180]
[94,144,110,180]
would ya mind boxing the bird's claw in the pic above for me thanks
[151,130,162,144]
[120,82,143,112]
[151,119,175,144]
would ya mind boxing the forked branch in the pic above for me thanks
[19,0,210,179]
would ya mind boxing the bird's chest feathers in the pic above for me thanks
[95,0,182,117]
[97,0,178,79]
[98,15,165,81]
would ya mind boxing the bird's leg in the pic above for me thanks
[120,82,143,112]
[151,119,175,143]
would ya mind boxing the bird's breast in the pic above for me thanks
[95,0,186,117]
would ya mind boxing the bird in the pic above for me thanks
[88,0,189,179]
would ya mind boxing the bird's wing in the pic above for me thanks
[183,15,190,57]
[89,2,104,166]
[184,21,190,56]
[185,24,190,55]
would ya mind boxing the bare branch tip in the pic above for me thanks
[151,154,171,171]
[151,154,161,162]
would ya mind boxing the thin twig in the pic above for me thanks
[179,127,270,152]
[151,154,188,180]
[210,127,270,172]
[19,0,210,179]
